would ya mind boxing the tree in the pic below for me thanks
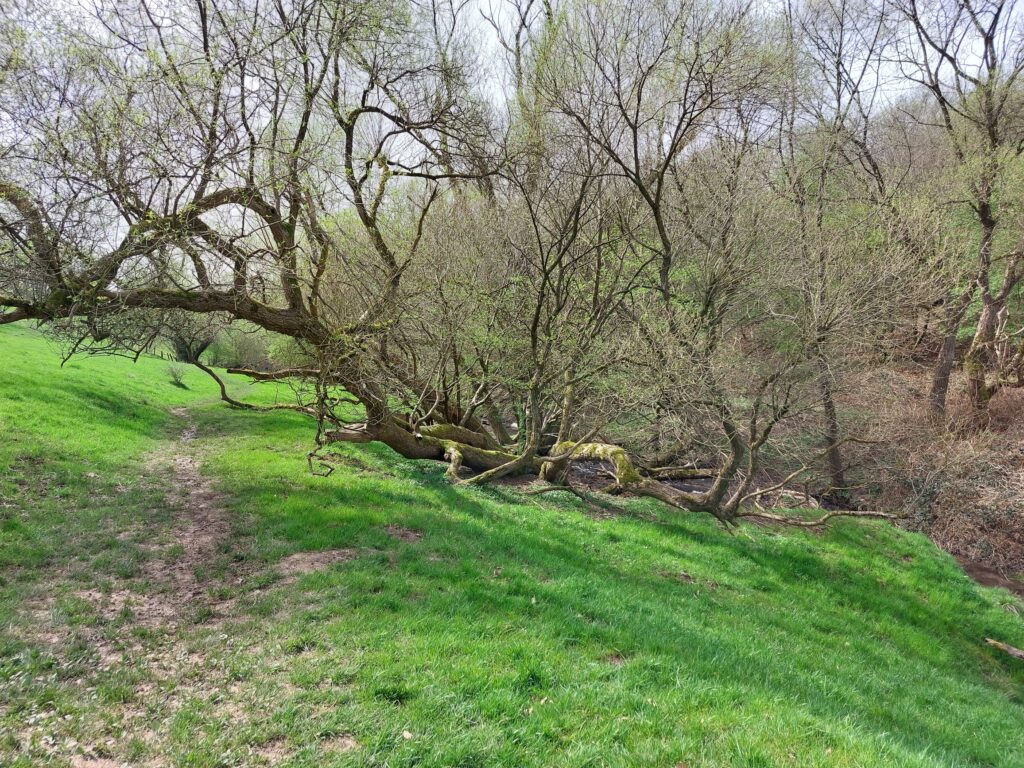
[894,0,1024,421]
[766,0,938,499]
[0,0,905,527]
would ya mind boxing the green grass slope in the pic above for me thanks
[1,324,1022,768]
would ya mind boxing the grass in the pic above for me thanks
[1,322,1023,767]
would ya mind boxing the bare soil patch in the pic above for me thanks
[957,558,1024,599]
[70,758,122,768]
[252,738,291,765]
[276,549,359,577]
[385,524,423,542]
[321,734,360,753]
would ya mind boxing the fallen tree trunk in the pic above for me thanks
[326,418,542,473]
[201,365,898,529]
[647,466,718,480]
[322,423,899,527]
[540,441,742,523]
[985,638,1024,660]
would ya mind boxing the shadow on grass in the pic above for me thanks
[191,401,1024,766]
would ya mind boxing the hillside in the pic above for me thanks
[1,324,1022,768]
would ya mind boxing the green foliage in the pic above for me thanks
[166,363,189,389]
[1,325,1022,767]
[204,324,272,370]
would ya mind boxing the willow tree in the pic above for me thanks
[0,0,902,526]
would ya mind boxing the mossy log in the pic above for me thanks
[327,419,541,474]
[418,423,503,451]
[319,420,896,528]
[544,441,715,517]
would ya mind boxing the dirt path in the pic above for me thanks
[12,406,367,767]
[140,406,234,621]
[69,407,239,635]
[34,404,353,644]
[12,408,245,765]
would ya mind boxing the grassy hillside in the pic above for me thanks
[0,324,1022,768]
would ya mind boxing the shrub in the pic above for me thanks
[166,363,188,389]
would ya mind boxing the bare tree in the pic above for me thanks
[0,0,906,527]
[893,0,1024,420]
[767,0,937,499]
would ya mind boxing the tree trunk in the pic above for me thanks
[929,283,977,416]
[171,336,194,363]
[817,353,845,498]
[963,214,998,422]
[484,401,513,445]
[964,295,1002,424]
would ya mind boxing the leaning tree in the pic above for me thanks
[0,0,914,525]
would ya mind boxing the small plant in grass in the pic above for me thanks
[373,682,415,705]
[166,363,188,389]
[189,605,216,624]
[282,632,323,654]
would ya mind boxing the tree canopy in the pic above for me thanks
[3,0,1024,525]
